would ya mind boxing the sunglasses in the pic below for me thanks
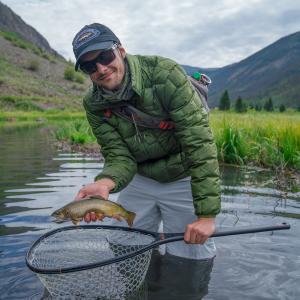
[79,44,118,74]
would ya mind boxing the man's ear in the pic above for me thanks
[118,46,126,59]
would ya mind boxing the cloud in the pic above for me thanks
[2,0,300,67]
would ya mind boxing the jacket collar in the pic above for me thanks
[126,54,143,97]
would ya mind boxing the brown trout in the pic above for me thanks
[51,196,136,227]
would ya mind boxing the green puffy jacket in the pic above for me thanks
[83,54,221,217]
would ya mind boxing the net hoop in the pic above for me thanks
[26,225,158,275]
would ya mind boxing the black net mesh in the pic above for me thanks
[27,227,156,299]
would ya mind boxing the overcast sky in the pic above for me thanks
[2,0,300,67]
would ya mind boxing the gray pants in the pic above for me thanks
[114,174,216,260]
[146,251,214,300]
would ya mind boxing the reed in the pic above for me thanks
[53,110,300,170]
[210,110,300,170]
[53,120,96,145]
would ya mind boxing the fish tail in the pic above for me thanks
[126,211,136,227]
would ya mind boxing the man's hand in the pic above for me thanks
[74,178,115,223]
[184,217,215,244]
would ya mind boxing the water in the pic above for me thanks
[0,125,299,300]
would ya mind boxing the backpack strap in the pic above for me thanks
[189,75,210,113]
[112,105,175,130]
[102,74,211,129]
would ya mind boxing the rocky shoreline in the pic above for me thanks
[55,140,104,161]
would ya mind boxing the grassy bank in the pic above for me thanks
[0,110,85,123]
[1,110,300,171]
[50,110,300,171]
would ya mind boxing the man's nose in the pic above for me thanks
[95,62,108,73]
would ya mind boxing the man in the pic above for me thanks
[72,23,220,260]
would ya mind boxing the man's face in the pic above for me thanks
[80,46,126,91]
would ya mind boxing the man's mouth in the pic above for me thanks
[99,71,113,81]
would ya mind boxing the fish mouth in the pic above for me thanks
[52,216,67,224]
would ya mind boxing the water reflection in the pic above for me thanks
[0,126,299,299]
[147,251,214,300]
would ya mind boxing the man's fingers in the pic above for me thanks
[96,213,105,221]
[90,212,97,222]
[184,224,209,244]
[196,234,207,244]
[84,213,91,223]
[84,212,99,223]
[184,225,192,243]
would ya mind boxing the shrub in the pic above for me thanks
[27,59,40,71]
[32,47,43,56]
[74,72,85,84]
[42,52,51,60]
[64,66,75,81]
[1,96,16,104]
[279,104,286,112]
[15,101,43,111]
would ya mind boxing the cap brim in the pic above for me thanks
[75,41,115,71]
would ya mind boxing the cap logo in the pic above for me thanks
[73,28,100,50]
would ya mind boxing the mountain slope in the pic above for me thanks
[183,32,300,108]
[0,0,90,111]
[0,1,61,57]
[0,33,89,110]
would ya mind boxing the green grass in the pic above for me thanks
[0,31,53,61]
[54,120,96,144]
[50,110,300,171]
[1,109,300,171]
[210,110,300,170]
[0,111,85,123]
[0,93,83,111]
[52,109,300,171]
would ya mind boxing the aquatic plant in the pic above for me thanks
[54,120,96,145]
[210,111,300,171]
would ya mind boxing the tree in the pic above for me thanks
[279,104,286,112]
[255,104,262,111]
[264,97,274,112]
[235,96,247,113]
[219,90,231,111]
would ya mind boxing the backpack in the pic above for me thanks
[103,73,211,130]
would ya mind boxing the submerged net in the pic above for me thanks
[26,227,156,299]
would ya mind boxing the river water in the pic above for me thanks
[0,125,299,300]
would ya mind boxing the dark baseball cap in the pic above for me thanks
[72,23,120,70]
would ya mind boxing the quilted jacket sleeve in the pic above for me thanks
[159,61,221,217]
[83,102,137,193]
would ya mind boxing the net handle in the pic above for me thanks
[160,222,290,244]
[26,223,290,274]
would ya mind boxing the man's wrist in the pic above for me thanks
[197,216,215,219]
[95,178,116,191]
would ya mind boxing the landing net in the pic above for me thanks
[26,226,156,299]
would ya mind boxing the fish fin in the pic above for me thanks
[71,218,81,225]
[112,214,122,221]
[126,211,136,227]
[96,213,105,221]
